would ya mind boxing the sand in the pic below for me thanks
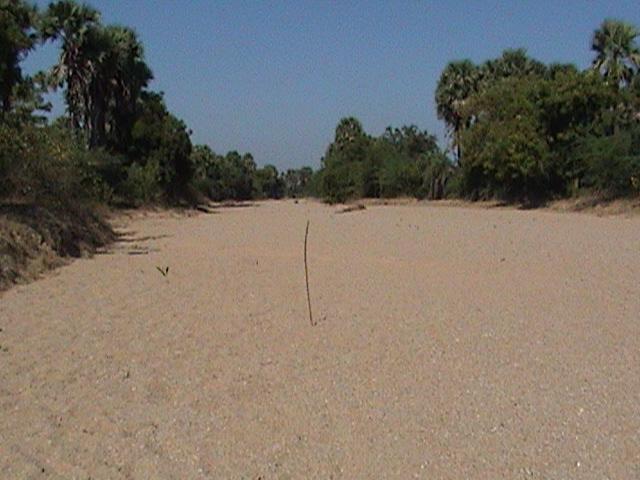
[1,200,639,479]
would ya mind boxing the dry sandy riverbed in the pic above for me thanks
[1,200,639,479]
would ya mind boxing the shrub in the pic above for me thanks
[283,167,314,198]
[0,119,113,206]
[421,151,452,199]
[378,155,421,198]
[120,159,161,205]
[254,164,284,199]
[573,127,640,197]
[129,92,193,200]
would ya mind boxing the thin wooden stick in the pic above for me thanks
[304,219,314,326]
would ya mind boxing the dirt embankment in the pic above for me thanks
[353,195,640,216]
[1,196,638,293]
[0,204,115,291]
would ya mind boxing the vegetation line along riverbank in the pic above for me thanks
[1,1,639,289]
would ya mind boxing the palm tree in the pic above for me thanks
[435,60,480,163]
[105,26,153,149]
[545,63,579,80]
[591,19,640,87]
[42,2,152,148]
[481,49,546,85]
[334,117,365,149]
[42,0,100,131]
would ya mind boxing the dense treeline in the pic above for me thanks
[1,0,189,206]
[436,35,640,202]
[314,119,450,203]
[2,2,639,208]
[190,145,314,201]
[316,20,640,203]
[1,0,310,209]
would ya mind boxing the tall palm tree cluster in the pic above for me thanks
[592,19,640,87]
[2,0,153,149]
[433,19,640,201]
[2,2,639,206]
[1,0,207,205]
[2,0,314,205]
[435,49,570,163]
[39,1,152,148]
[436,20,640,165]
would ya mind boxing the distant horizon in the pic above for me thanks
[23,0,640,171]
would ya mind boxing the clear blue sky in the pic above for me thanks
[24,0,640,171]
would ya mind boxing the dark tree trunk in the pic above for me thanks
[88,84,107,149]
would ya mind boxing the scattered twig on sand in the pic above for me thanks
[337,204,366,214]
[156,266,169,277]
[304,220,315,326]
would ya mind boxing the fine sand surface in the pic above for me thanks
[1,200,639,479]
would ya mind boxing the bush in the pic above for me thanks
[254,164,284,199]
[443,167,465,198]
[0,119,113,206]
[573,127,640,197]
[320,160,361,203]
[129,93,193,200]
[378,155,421,198]
[283,167,314,198]
[120,159,161,205]
[421,151,452,199]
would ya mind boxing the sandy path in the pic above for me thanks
[1,200,639,479]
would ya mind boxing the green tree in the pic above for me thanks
[103,26,153,150]
[42,0,100,132]
[381,125,438,159]
[0,0,39,114]
[203,151,257,201]
[459,77,551,200]
[283,166,313,197]
[545,62,579,80]
[481,48,546,85]
[421,150,453,200]
[591,19,640,87]
[333,116,365,151]
[456,67,632,200]
[435,60,481,162]
[254,164,284,199]
[536,70,620,192]
[129,92,193,198]
[375,126,443,198]
[319,118,445,201]
[320,116,372,202]
[376,148,420,198]
[190,144,216,181]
